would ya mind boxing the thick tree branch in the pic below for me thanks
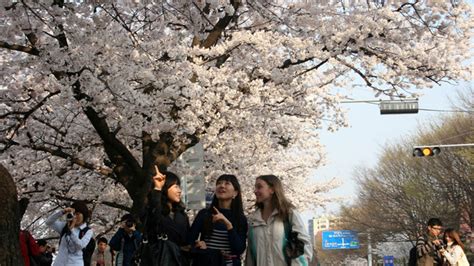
[0,41,40,56]
[199,0,240,48]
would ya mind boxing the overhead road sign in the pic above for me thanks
[322,230,360,250]
[383,256,394,266]
[340,98,419,114]
[379,99,418,114]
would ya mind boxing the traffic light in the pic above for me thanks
[412,146,441,157]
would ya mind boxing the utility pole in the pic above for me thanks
[367,233,373,266]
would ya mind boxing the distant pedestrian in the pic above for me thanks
[91,237,113,266]
[50,247,57,262]
[188,174,248,266]
[45,201,94,266]
[245,175,312,266]
[109,214,141,266]
[440,228,469,266]
[416,218,444,265]
[36,239,53,266]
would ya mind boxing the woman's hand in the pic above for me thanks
[195,240,207,249]
[68,218,76,230]
[212,207,233,230]
[63,207,76,229]
[63,207,74,214]
[152,165,166,190]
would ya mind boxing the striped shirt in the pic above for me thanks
[205,228,232,265]
[188,208,248,266]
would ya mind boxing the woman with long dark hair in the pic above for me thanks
[188,174,248,266]
[140,166,190,266]
[246,175,312,266]
[441,228,469,266]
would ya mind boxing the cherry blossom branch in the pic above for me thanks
[1,91,60,151]
[27,140,113,177]
[335,56,385,94]
[54,194,131,212]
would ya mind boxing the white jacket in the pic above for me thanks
[46,210,93,266]
[444,244,469,266]
[245,208,312,266]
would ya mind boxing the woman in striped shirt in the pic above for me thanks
[188,174,248,266]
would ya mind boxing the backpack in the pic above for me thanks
[60,225,95,265]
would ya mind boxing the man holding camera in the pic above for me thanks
[109,213,142,266]
[416,218,444,265]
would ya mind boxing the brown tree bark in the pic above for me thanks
[0,164,23,265]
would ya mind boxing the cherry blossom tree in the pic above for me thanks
[0,0,472,233]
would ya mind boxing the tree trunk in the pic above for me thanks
[0,164,23,265]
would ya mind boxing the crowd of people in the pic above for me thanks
[21,167,470,266]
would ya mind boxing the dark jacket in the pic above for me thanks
[109,228,142,266]
[187,208,248,266]
[141,189,190,266]
[37,252,53,266]
[146,190,189,246]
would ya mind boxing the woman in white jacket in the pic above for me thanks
[45,201,93,266]
[245,175,312,266]
[440,228,469,266]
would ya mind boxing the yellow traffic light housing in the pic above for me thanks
[413,147,441,157]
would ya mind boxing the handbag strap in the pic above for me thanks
[283,211,293,239]
[283,212,293,266]
[141,199,168,242]
[141,208,150,242]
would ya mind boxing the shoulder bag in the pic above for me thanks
[283,212,305,265]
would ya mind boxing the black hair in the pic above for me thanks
[97,237,108,245]
[427,218,443,227]
[160,171,185,215]
[71,200,90,223]
[202,174,245,238]
[120,213,136,223]
[37,239,47,247]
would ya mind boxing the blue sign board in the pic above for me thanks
[321,230,360,250]
[383,256,394,266]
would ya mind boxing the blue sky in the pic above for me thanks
[307,0,474,216]
[311,79,472,216]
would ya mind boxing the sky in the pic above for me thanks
[308,79,472,219]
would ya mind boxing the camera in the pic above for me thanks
[435,239,446,250]
[66,212,74,221]
[125,220,134,228]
